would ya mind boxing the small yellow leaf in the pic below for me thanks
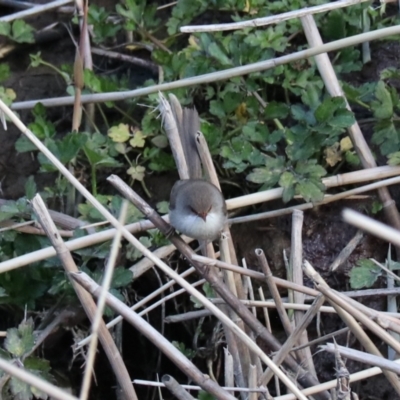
[235,102,248,123]
[127,165,145,181]
[188,35,200,50]
[129,130,145,148]
[5,88,16,101]
[108,124,130,143]
[340,136,353,152]
[325,142,342,167]
[126,45,140,51]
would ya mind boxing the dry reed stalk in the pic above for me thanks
[330,230,364,272]
[79,202,128,400]
[164,301,337,323]
[323,343,400,374]
[332,342,352,400]
[159,93,190,179]
[71,272,237,400]
[162,375,195,400]
[224,348,234,396]
[227,165,400,210]
[230,174,400,224]
[180,0,370,32]
[304,260,400,396]
[256,249,293,336]
[248,365,257,400]
[258,288,281,397]
[30,195,137,400]
[258,295,326,386]
[343,208,400,248]
[292,327,350,352]
[0,0,72,22]
[91,47,159,72]
[107,174,322,399]
[290,210,317,376]
[11,25,400,110]
[133,379,272,393]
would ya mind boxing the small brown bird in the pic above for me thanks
[169,179,226,240]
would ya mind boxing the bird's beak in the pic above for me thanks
[199,212,208,222]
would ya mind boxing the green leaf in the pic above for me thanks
[58,132,88,164]
[151,134,168,148]
[246,156,285,188]
[349,259,381,289]
[0,63,10,82]
[0,21,11,37]
[4,319,34,357]
[388,152,400,166]
[15,136,37,153]
[11,20,35,43]
[372,81,393,119]
[279,171,295,203]
[264,101,289,119]
[296,180,325,202]
[10,377,31,400]
[24,356,51,373]
[24,176,36,200]
[111,268,133,288]
[156,201,169,214]
[208,42,231,66]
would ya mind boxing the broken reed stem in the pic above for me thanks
[290,209,317,376]
[304,260,400,397]
[330,230,363,272]
[30,195,137,400]
[71,272,236,400]
[256,249,293,336]
[158,93,190,179]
